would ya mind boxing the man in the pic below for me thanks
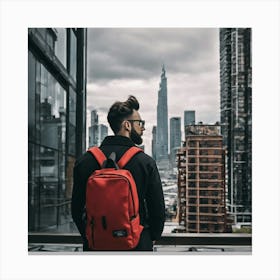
[71,95,165,251]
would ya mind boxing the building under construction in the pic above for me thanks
[177,124,228,233]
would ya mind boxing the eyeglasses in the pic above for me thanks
[127,119,145,128]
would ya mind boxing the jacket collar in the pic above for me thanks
[100,135,136,147]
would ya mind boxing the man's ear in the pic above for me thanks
[123,120,131,131]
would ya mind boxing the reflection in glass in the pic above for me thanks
[55,28,67,67]
[29,57,68,231]
[68,88,76,156]
[40,64,66,150]
[70,29,77,81]
[39,147,59,229]
[28,51,36,140]
[28,28,87,235]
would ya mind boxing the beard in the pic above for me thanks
[130,127,143,145]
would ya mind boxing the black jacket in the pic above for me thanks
[71,135,165,251]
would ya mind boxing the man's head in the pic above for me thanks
[107,95,145,145]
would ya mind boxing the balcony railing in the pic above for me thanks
[28,232,252,253]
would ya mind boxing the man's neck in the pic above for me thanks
[116,129,130,139]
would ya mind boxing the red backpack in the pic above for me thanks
[85,146,144,250]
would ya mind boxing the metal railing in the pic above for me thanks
[28,232,252,252]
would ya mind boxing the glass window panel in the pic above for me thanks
[70,29,77,81]
[34,60,42,143]
[28,29,91,236]
[68,88,76,156]
[65,155,75,223]
[31,143,69,232]
[54,28,67,67]
[28,51,36,140]
[28,143,41,231]
[39,147,59,229]
[40,64,66,150]
[29,53,75,233]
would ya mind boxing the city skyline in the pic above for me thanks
[86,28,220,155]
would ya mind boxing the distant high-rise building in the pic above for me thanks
[99,124,108,145]
[170,117,181,151]
[184,110,195,139]
[170,117,181,168]
[152,126,157,160]
[89,109,98,147]
[89,125,99,147]
[219,28,252,226]
[177,124,229,233]
[184,110,195,127]
[156,65,169,168]
[89,110,108,147]
[91,109,98,126]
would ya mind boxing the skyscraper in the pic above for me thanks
[170,117,181,169]
[89,109,99,147]
[91,109,98,126]
[219,28,252,226]
[156,65,169,168]
[99,124,108,145]
[152,126,157,160]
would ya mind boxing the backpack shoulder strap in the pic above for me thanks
[87,147,107,167]
[117,147,143,168]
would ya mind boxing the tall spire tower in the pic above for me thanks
[156,65,169,169]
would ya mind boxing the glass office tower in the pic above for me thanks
[28,28,87,232]
[219,28,252,226]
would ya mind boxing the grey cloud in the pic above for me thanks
[86,28,220,155]
[87,28,218,83]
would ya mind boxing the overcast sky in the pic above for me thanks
[86,28,220,156]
